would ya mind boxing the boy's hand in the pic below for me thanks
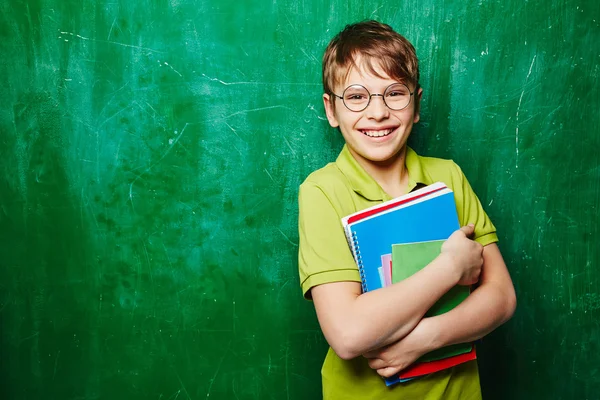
[441,224,483,286]
[364,319,434,378]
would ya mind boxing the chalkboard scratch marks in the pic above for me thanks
[94,82,131,123]
[142,240,156,302]
[516,55,537,169]
[107,16,117,40]
[232,144,243,157]
[267,353,273,375]
[277,228,298,247]
[283,137,296,155]
[173,369,192,400]
[129,123,188,209]
[540,104,563,126]
[231,385,242,400]
[201,74,319,87]
[224,122,245,143]
[248,197,266,212]
[206,340,232,398]
[277,280,291,303]
[98,103,132,131]
[18,331,40,344]
[370,5,385,17]
[233,299,237,334]
[162,242,176,272]
[157,60,183,78]
[101,40,163,54]
[284,341,291,400]
[80,187,102,239]
[305,103,327,121]
[300,48,319,64]
[225,105,291,119]
[163,390,181,400]
[115,138,122,161]
[283,13,298,33]
[202,74,238,85]
[58,29,164,54]
[264,169,276,183]
[500,116,513,136]
[52,350,61,381]
[145,102,158,116]
[517,112,541,128]
[473,83,542,111]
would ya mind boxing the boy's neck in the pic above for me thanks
[352,146,410,199]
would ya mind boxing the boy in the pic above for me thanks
[297,20,516,399]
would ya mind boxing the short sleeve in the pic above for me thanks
[298,182,361,299]
[452,163,499,246]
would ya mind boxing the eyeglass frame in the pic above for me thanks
[330,82,417,112]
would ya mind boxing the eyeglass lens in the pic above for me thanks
[342,83,412,112]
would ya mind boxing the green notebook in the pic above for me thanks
[392,240,472,362]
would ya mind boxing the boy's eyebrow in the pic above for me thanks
[341,80,408,89]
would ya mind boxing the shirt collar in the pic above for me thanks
[335,145,432,201]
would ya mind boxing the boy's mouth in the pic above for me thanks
[360,128,395,138]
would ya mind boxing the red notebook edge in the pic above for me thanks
[398,346,477,380]
[346,183,448,225]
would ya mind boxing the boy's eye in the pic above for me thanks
[346,94,367,100]
[342,85,370,103]
[344,90,369,103]
[387,90,408,97]
[385,84,410,98]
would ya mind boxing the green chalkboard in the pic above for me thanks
[0,0,598,399]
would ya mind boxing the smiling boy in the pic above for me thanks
[297,21,516,399]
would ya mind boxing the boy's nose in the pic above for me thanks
[365,95,390,120]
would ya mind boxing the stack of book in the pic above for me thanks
[341,182,476,386]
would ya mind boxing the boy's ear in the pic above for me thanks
[413,87,423,124]
[323,93,340,128]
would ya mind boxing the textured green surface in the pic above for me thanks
[0,0,598,399]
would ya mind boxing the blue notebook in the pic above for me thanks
[342,182,460,293]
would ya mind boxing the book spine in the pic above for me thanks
[351,230,368,292]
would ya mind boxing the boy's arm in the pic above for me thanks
[365,242,516,377]
[311,225,483,360]
[426,242,516,344]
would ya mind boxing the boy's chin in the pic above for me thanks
[357,148,404,165]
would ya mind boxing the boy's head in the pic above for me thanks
[322,20,420,100]
[320,21,423,167]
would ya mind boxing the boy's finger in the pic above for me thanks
[459,224,475,238]
[378,366,401,378]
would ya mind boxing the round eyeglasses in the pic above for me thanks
[331,83,415,112]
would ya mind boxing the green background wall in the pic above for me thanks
[1,0,598,398]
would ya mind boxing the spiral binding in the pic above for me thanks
[351,231,368,292]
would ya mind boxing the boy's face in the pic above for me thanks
[323,59,422,168]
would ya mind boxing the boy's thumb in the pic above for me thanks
[460,224,475,238]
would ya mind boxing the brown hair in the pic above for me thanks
[322,20,420,95]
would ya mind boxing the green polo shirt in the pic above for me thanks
[297,145,498,400]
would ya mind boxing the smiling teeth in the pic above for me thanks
[363,129,393,137]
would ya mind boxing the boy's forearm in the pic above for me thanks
[321,253,461,359]
[359,281,516,376]
[430,244,516,348]
[366,243,516,359]
[421,280,516,351]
